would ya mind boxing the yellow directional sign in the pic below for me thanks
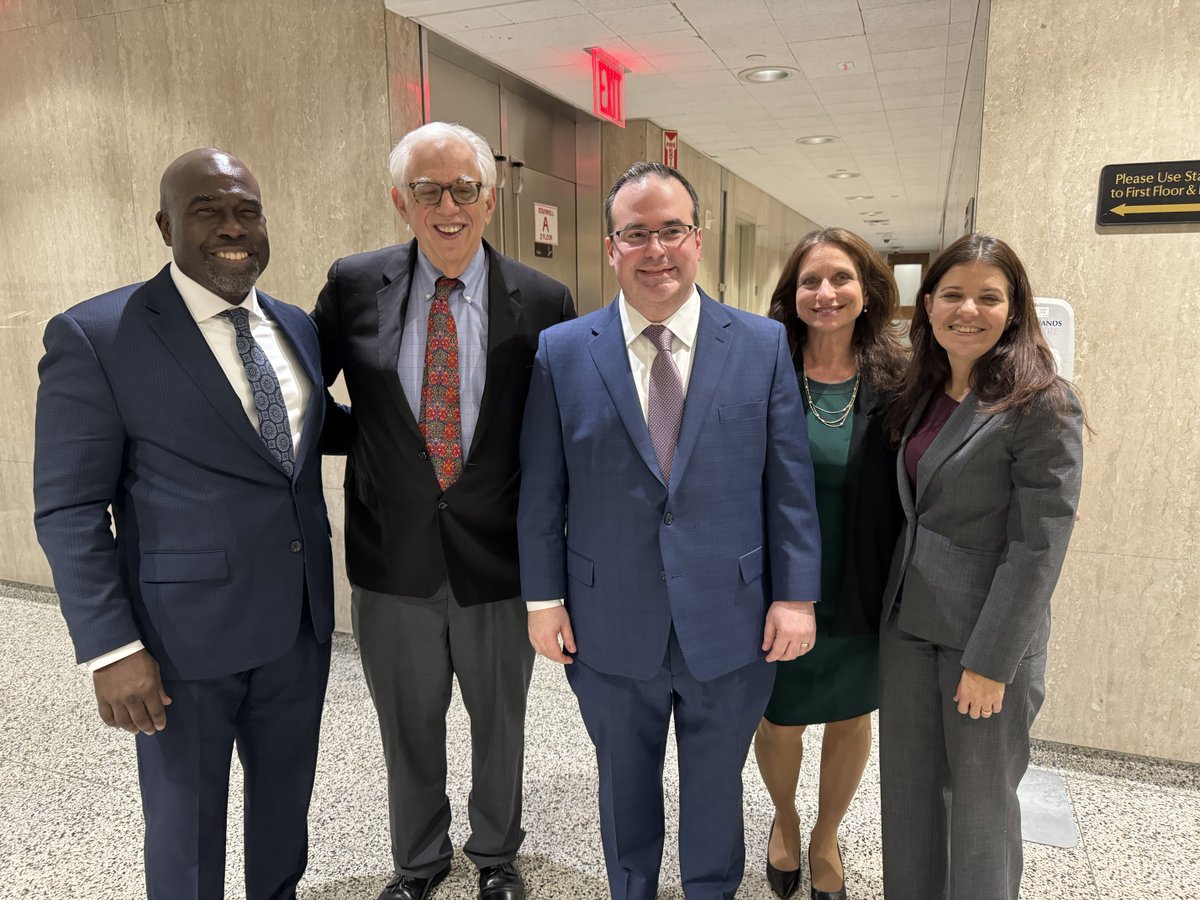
[1097,160,1200,225]
[1110,202,1200,216]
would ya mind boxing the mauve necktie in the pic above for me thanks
[644,324,684,482]
[219,307,295,476]
[420,276,464,491]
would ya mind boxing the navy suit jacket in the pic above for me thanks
[518,292,822,682]
[34,265,336,681]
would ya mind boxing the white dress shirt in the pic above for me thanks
[526,288,702,612]
[85,263,312,672]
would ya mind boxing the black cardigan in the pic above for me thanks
[796,357,904,636]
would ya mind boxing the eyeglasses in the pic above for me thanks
[609,224,698,248]
[407,180,484,206]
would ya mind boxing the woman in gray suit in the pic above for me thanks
[878,233,1084,900]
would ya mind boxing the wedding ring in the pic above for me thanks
[800,642,810,648]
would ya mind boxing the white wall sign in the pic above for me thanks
[535,202,558,245]
[1035,297,1075,380]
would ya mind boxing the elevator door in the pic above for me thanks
[505,168,577,299]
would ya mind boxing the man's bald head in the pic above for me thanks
[155,148,270,304]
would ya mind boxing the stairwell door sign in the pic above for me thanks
[535,203,559,245]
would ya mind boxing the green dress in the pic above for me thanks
[763,375,880,725]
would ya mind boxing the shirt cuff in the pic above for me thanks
[83,640,144,672]
[526,599,564,611]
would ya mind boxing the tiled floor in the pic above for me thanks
[2,584,1197,899]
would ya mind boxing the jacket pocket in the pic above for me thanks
[718,400,767,422]
[140,550,228,583]
[566,547,594,587]
[738,546,764,584]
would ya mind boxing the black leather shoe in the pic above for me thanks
[809,841,847,900]
[766,818,800,898]
[478,861,526,900]
[376,863,450,900]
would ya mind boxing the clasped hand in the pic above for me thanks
[93,648,172,735]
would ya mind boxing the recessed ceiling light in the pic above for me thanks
[858,210,883,216]
[795,135,838,145]
[863,218,890,225]
[738,65,798,83]
[827,171,861,179]
[845,195,874,201]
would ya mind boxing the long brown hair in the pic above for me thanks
[886,232,1071,442]
[767,226,906,394]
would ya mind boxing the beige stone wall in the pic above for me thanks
[0,0,420,629]
[978,0,1200,762]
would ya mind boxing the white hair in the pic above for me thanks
[388,122,497,192]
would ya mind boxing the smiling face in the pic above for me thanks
[391,136,496,278]
[794,244,865,341]
[605,174,702,322]
[155,149,269,304]
[924,261,1011,372]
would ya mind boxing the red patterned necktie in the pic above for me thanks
[419,276,463,491]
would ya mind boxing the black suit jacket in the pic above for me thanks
[796,358,903,637]
[314,239,575,606]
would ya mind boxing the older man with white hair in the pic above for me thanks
[314,122,575,900]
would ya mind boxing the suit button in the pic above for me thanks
[659,570,666,581]
[289,540,302,553]
[664,512,674,525]
[418,451,429,460]
[437,500,448,510]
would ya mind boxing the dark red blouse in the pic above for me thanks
[904,390,960,487]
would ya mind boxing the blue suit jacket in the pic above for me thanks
[33,265,336,681]
[518,292,821,682]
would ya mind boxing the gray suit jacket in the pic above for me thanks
[881,386,1084,682]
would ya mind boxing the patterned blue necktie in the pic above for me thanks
[220,307,295,476]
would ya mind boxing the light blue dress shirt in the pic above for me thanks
[399,246,489,463]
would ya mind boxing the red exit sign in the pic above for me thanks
[591,48,625,128]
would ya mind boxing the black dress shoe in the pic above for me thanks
[766,818,800,898]
[376,863,450,900]
[478,860,525,900]
[809,841,847,900]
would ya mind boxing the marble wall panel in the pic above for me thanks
[979,0,1200,761]
[3,0,400,598]
[0,460,52,587]
[0,0,160,33]
[114,0,395,299]
[1041,551,1200,763]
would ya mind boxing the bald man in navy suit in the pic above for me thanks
[34,149,341,899]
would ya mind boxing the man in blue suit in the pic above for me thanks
[518,162,823,899]
[33,148,340,899]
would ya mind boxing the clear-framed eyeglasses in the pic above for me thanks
[609,224,699,249]
[407,180,484,206]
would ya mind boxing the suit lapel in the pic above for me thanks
[589,299,662,483]
[915,390,988,504]
[468,244,520,458]
[376,241,423,440]
[669,293,731,490]
[141,267,283,471]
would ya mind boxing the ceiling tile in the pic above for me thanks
[769,0,865,42]
[651,48,729,73]
[874,63,948,85]
[813,86,883,105]
[867,24,948,54]
[806,72,880,93]
[419,7,516,31]
[623,29,708,57]
[879,78,945,99]
[494,0,587,23]
[786,35,873,79]
[669,69,743,88]
[872,47,939,71]
[950,0,979,23]
[862,0,950,33]
[593,3,690,33]
[948,19,974,43]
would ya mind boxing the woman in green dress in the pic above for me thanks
[757,228,907,899]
